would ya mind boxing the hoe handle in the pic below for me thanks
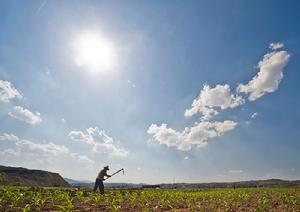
[107,168,124,179]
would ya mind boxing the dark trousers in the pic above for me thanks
[93,178,104,194]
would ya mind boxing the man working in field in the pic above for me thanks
[93,165,111,194]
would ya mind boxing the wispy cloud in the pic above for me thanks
[228,170,243,174]
[8,106,42,125]
[36,0,48,15]
[0,133,93,164]
[0,133,19,142]
[269,42,284,50]
[0,80,22,103]
[0,148,19,156]
[69,127,128,157]
[127,79,136,88]
[251,112,258,119]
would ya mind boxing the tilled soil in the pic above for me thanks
[0,187,299,212]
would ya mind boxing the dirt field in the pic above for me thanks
[0,186,299,211]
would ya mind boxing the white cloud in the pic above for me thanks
[185,84,244,120]
[0,148,19,156]
[68,131,88,142]
[269,42,284,50]
[16,140,69,156]
[0,133,19,142]
[8,106,42,124]
[92,142,128,157]
[148,42,291,151]
[0,80,22,102]
[0,133,93,164]
[228,170,243,174]
[148,120,237,151]
[237,47,290,101]
[184,156,189,160]
[69,127,128,157]
[70,152,94,164]
[127,79,136,88]
[251,112,258,119]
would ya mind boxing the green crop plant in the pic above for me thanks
[0,172,7,185]
[65,196,74,211]
[126,190,138,208]
[22,204,31,212]
[1,185,300,211]
[108,195,122,212]
[35,197,46,210]
[9,191,23,207]
[76,190,84,199]
[256,191,271,212]
[282,192,298,210]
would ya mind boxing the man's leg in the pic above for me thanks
[99,180,104,194]
[93,179,99,192]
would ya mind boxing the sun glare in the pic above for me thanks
[72,31,117,74]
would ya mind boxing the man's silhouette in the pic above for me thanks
[93,165,111,194]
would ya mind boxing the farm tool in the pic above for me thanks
[106,168,125,179]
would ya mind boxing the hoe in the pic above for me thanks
[106,168,125,180]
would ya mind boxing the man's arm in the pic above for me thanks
[105,171,111,178]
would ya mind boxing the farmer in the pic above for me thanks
[93,165,111,194]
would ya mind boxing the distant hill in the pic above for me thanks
[64,178,93,185]
[64,178,300,190]
[0,165,70,187]
[2,165,299,189]
[65,178,146,189]
[153,179,300,189]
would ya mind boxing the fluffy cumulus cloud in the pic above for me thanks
[0,133,93,164]
[237,47,290,101]
[148,42,290,151]
[148,120,237,151]
[0,80,22,102]
[8,106,42,124]
[185,84,244,120]
[69,127,128,157]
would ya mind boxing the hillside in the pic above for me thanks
[65,178,145,189]
[65,178,300,190]
[154,179,300,189]
[0,165,70,187]
[64,178,93,185]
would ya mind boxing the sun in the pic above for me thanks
[72,31,117,74]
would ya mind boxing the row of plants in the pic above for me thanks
[0,186,299,211]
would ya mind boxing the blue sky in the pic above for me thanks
[0,1,300,184]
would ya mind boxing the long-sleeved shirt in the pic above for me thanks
[97,169,109,180]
